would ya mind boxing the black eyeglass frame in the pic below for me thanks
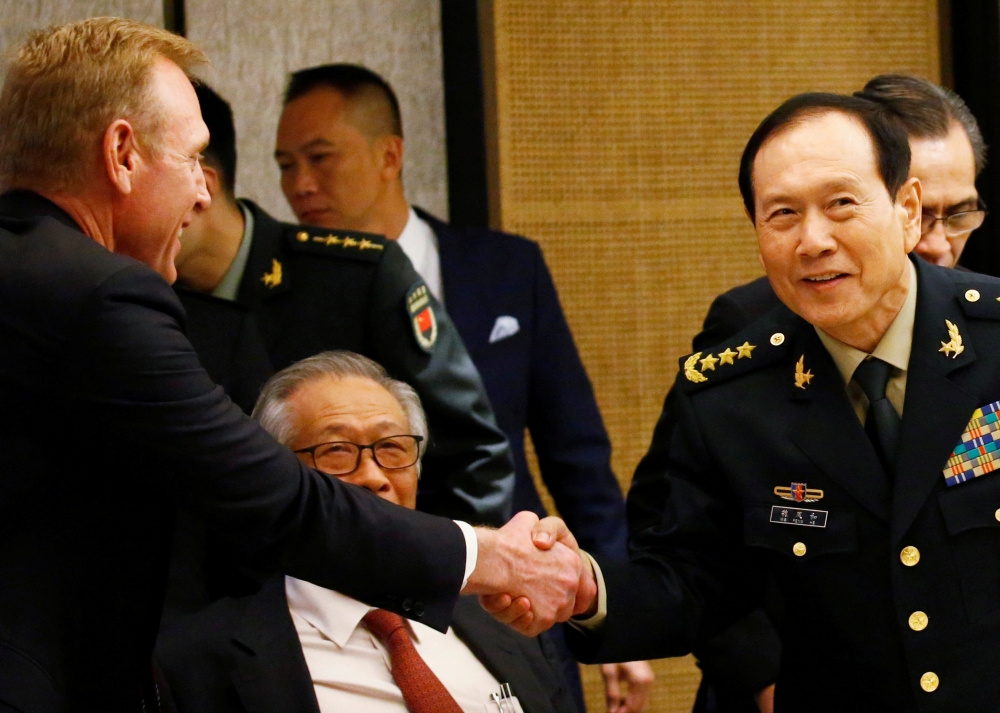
[294,435,424,476]
[920,198,989,238]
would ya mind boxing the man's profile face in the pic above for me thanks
[275,87,386,231]
[909,123,979,267]
[753,111,920,338]
[284,375,419,509]
[113,58,211,283]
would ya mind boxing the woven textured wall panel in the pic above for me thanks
[490,1,938,710]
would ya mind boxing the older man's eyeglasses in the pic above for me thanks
[921,200,988,238]
[294,435,424,476]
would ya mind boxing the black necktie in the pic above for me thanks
[852,357,901,478]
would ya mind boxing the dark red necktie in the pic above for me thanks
[362,608,464,713]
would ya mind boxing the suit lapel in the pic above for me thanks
[788,325,892,522]
[892,258,978,542]
[230,576,321,713]
[450,597,557,713]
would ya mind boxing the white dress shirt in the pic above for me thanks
[396,208,445,303]
[286,577,501,713]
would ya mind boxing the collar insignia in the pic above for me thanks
[794,355,813,389]
[939,319,964,358]
[261,258,283,288]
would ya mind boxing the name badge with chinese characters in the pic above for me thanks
[770,506,828,528]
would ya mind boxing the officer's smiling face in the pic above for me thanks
[753,111,921,351]
[275,87,391,232]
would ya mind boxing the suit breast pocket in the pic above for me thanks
[938,475,1000,621]
[743,504,857,562]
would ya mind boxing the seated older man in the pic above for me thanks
[155,350,578,713]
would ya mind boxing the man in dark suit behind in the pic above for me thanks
[625,75,990,713]
[0,19,587,712]
[157,351,580,713]
[272,63,653,711]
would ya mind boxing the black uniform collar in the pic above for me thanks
[0,190,83,232]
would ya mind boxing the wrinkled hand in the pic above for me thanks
[755,683,774,713]
[463,512,590,636]
[601,661,654,713]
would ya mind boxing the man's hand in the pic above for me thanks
[601,661,655,713]
[463,512,589,637]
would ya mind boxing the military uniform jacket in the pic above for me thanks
[228,200,514,526]
[571,257,1000,712]
[0,192,466,713]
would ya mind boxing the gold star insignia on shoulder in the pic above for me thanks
[684,353,708,383]
[794,355,813,389]
[699,353,719,372]
[718,348,737,365]
[319,234,341,246]
[358,238,384,251]
[736,341,756,359]
[939,319,964,358]
[261,258,283,288]
[342,237,359,248]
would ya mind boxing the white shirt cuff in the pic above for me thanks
[569,551,607,630]
[454,520,478,589]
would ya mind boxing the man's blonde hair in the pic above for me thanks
[0,17,206,193]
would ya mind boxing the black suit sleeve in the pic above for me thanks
[66,265,465,631]
[366,241,515,526]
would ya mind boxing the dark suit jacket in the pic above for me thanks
[212,200,514,526]
[0,192,465,713]
[422,209,628,560]
[155,577,579,713]
[574,257,1000,712]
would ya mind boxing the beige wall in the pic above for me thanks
[186,0,449,223]
[485,1,940,710]
[0,1,162,60]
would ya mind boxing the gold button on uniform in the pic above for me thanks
[908,611,928,631]
[920,672,939,692]
[900,546,920,566]
[994,508,1000,522]
[296,231,309,242]
[770,333,785,346]
[965,289,981,302]
[793,542,807,557]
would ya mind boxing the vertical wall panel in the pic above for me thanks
[186,0,448,223]
[487,1,939,710]
[0,1,162,59]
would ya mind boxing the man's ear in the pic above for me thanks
[377,134,404,181]
[103,120,140,197]
[201,163,222,200]
[897,176,922,253]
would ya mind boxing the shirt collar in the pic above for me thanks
[396,207,437,265]
[210,200,255,301]
[815,259,918,383]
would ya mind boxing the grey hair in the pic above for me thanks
[252,351,428,469]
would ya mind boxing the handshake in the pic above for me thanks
[462,512,599,637]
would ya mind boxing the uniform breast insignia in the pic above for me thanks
[774,482,824,502]
[736,341,756,359]
[406,283,438,352]
[939,319,965,358]
[794,355,813,389]
[684,353,708,383]
[769,505,828,528]
[942,400,1000,486]
[261,259,283,288]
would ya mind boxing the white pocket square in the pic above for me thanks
[488,315,520,343]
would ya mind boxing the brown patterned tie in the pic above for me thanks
[362,608,464,713]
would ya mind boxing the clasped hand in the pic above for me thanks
[462,511,598,637]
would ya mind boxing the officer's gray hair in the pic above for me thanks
[252,351,428,469]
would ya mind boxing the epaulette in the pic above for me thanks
[285,225,387,263]
[676,309,798,394]
[953,279,1000,320]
